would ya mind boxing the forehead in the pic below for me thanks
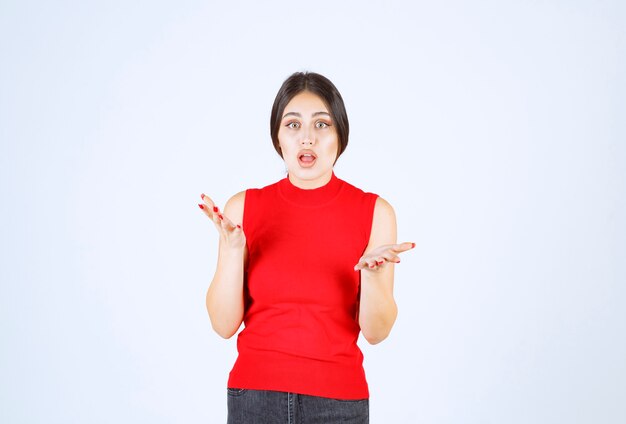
[283,91,329,114]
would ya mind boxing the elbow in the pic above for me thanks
[213,325,237,339]
[209,317,240,339]
[207,307,241,338]
[363,333,387,345]
[360,305,398,345]
[206,304,241,339]
[205,293,242,339]
[362,327,393,345]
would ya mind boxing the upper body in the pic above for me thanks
[224,170,392,398]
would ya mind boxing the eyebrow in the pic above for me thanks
[282,111,331,119]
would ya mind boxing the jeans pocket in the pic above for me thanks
[227,387,247,396]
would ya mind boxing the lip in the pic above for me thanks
[298,149,317,160]
[297,149,317,168]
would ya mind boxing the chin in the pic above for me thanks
[289,166,330,179]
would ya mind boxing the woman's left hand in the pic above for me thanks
[354,242,415,272]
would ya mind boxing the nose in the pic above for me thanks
[300,129,315,146]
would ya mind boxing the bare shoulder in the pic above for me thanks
[368,196,397,247]
[225,190,246,207]
[223,190,246,222]
[373,196,396,220]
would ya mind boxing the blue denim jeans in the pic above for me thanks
[226,388,369,424]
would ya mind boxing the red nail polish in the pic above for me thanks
[218,214,223,220]
[213,206,218,213]
[198,204,204,209]
[201,194,205,199]
[411,243,415,248]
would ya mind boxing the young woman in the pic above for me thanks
[198,71,414,424]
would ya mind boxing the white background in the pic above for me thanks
[1,1,624,423]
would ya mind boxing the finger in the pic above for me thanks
[209,207,229,232]
[366,258,378,269]
[198,204,218,221]
[199,194,219,219]
[218,213,234,232]
[391,242,416,253]
[373,251,398,264]
[353,260,364,271]
[220,213,237,232]
[357,255,385,271]
[200,193,217,211]
[210,209,223,230]
[354,257,368,271]
[382,253,400,263]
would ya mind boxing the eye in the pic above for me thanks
[316,121,330,129]
[286,121,300,129]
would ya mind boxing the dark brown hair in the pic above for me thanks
[270,71,349,164]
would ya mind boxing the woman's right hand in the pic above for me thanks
[198,193,246,250]
[200,191,247,338]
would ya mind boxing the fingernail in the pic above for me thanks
[411,243,415,248]
[198,204,204,209]
[201,194,205,199]
[213,206,218,213]
[218,214,223,220]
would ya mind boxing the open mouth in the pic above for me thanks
[298,152,317,167]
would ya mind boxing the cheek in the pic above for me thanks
[278,129,295,146]
[277,141,294,160]
[322,135,339,157]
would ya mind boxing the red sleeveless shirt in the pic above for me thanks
[227,171,379,399]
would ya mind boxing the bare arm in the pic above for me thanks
[199,191,248,339]
[354,197,414,345]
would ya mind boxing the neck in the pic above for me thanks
[278,169,343,207]
[287,170,333,190]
